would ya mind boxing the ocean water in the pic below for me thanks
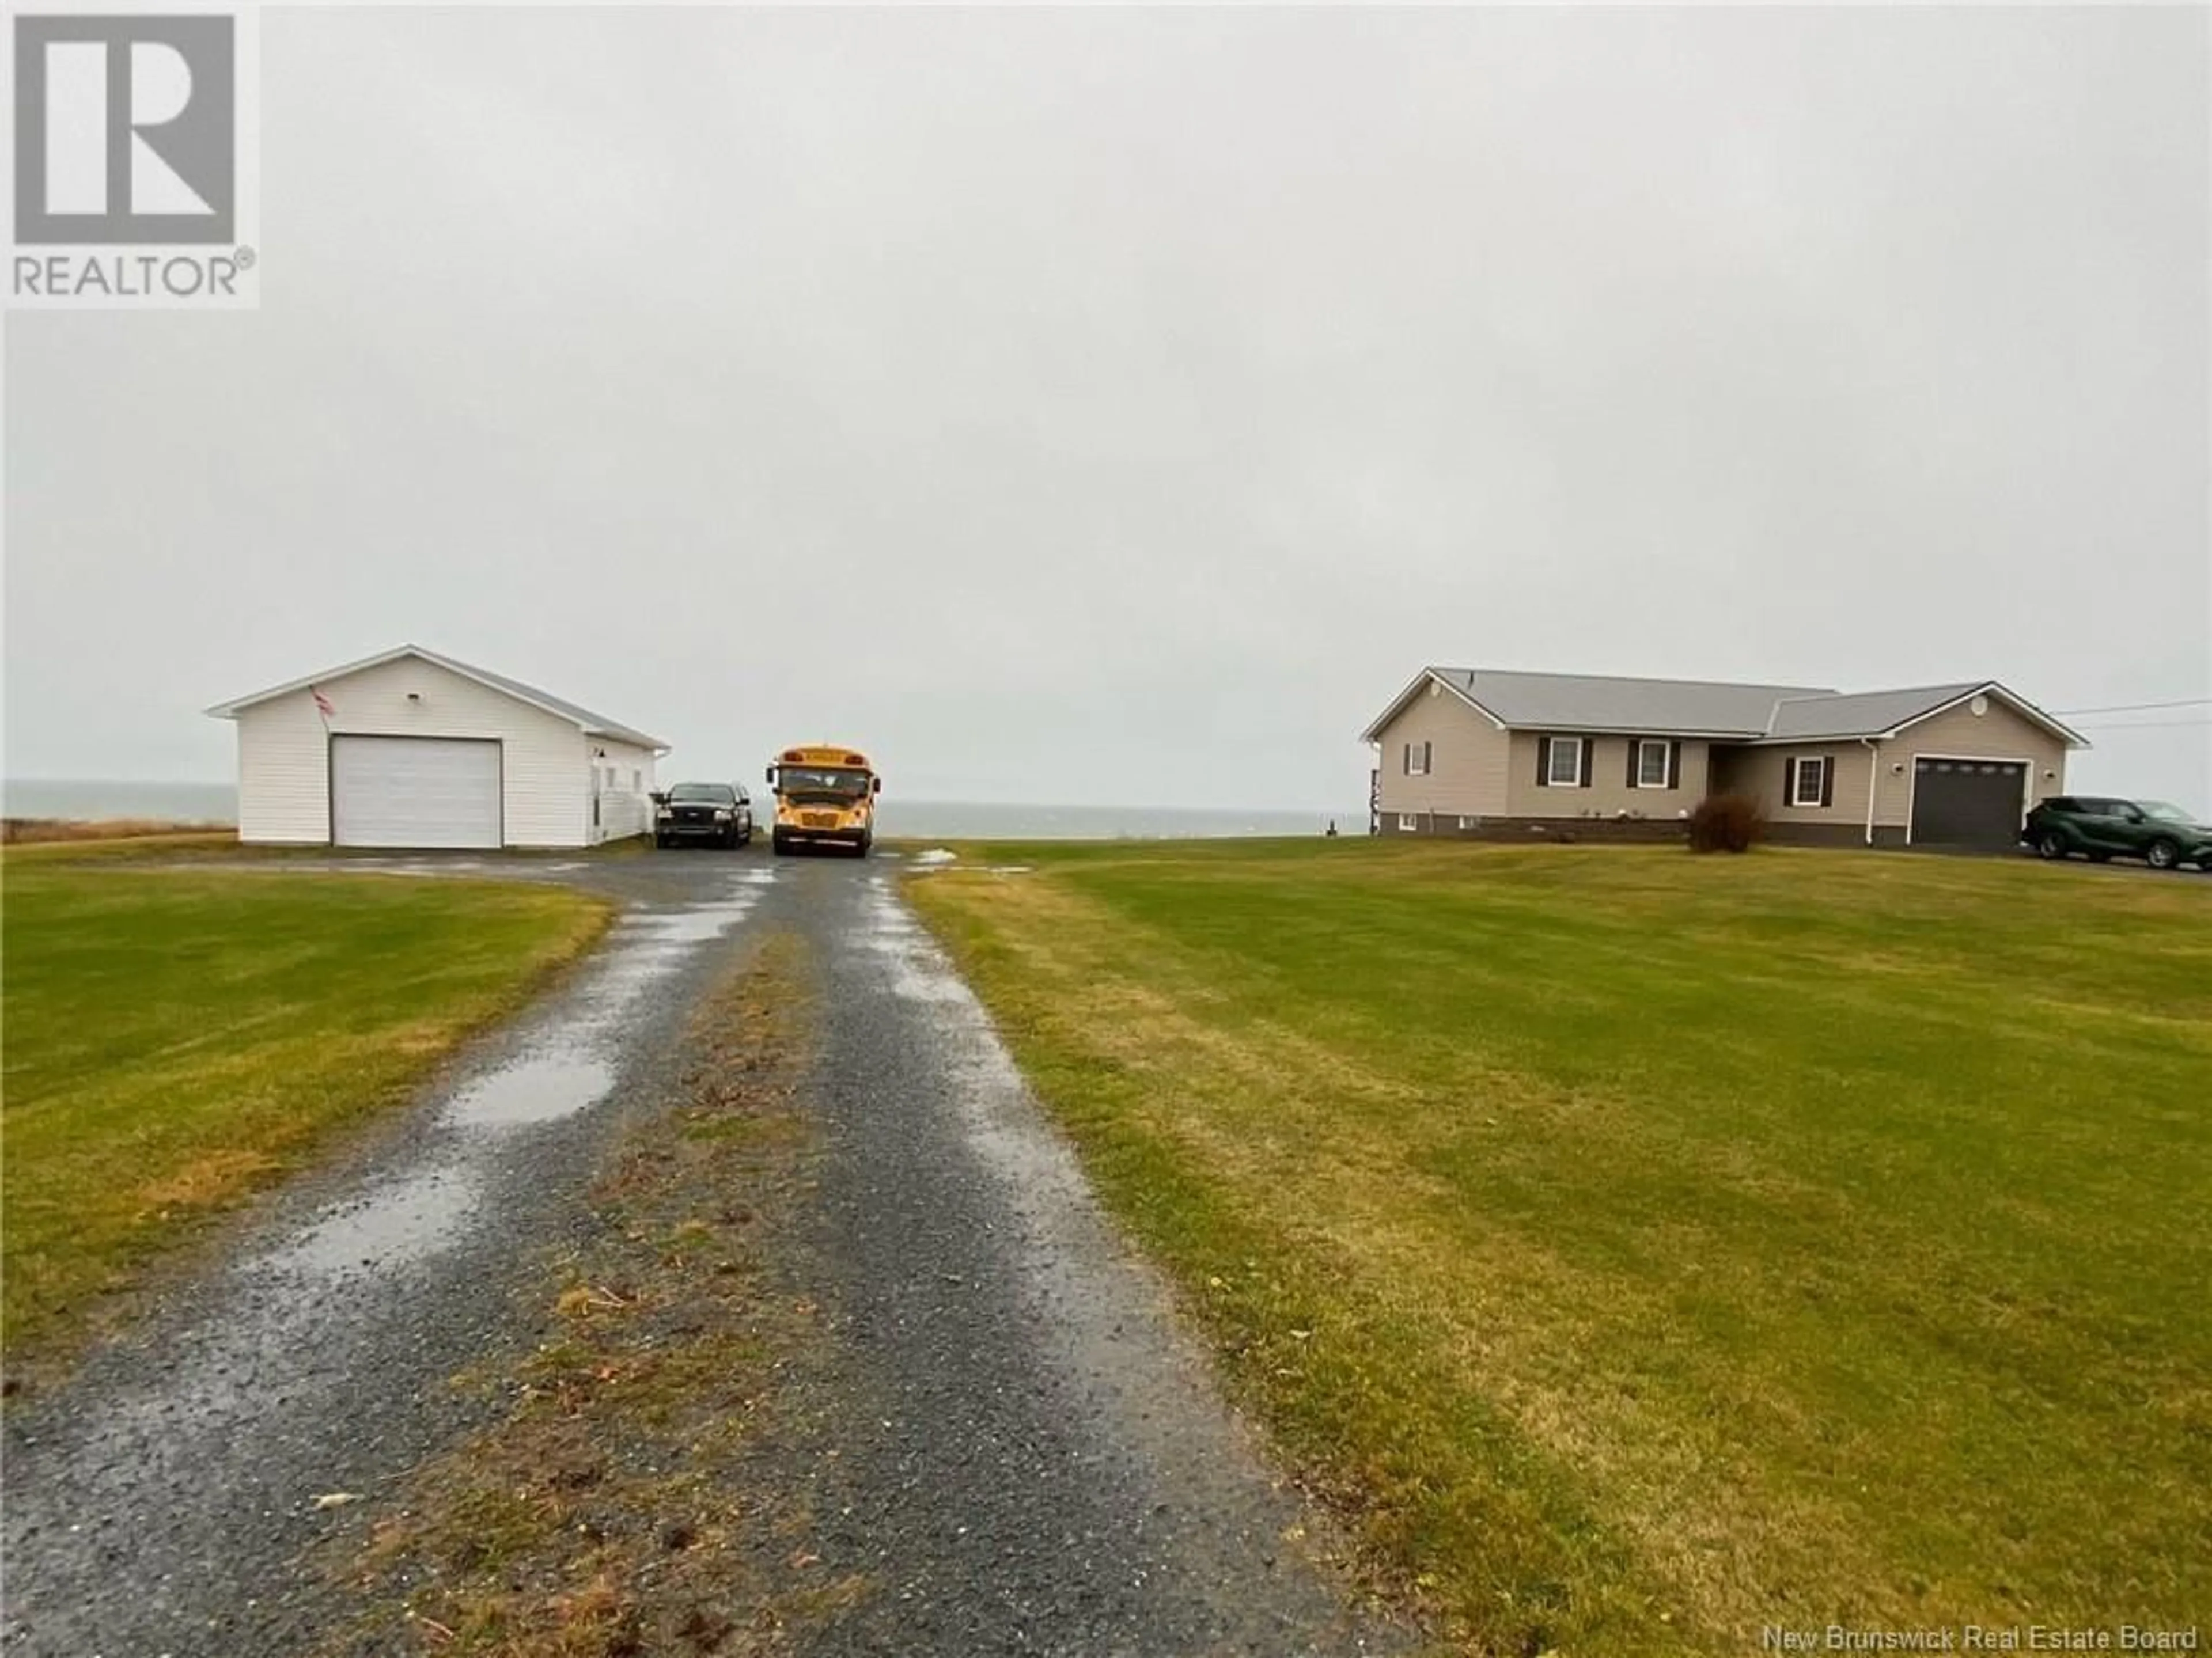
[875,799,1355,841]
[2,779,1361,841]
[4,778,239,824]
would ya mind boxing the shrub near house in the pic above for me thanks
[1688,792,1765,853]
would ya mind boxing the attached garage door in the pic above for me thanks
[331,737,502,849]
[1910,757,2027,848]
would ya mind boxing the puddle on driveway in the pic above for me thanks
[437,870,772,1132]
[262,1166,482,1277]
[627,903,757,944]
[444,1050,618,1128]
[257,868,775,1278]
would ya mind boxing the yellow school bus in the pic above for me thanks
[764,745,881,856]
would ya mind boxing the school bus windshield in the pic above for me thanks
[777,766,871,801]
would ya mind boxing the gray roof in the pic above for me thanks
[1762,682,1981,742]
[1433,667,1835,737]
[208,643,668,750]
[1367,667,2088,748]
[429,650,668,750]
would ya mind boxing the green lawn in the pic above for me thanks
[907,841,2212,1656]
[2,864,612,1360]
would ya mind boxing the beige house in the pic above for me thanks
[1361,668,2086,848]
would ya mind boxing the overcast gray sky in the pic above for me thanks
[6,5,2207,811]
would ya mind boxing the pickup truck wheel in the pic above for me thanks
[738,827,753,847]
[772,830,791,856]
[2036,831,2070,860]
[2146,837,2181,870]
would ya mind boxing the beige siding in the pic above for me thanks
[1502,733,1711,819]
[1874,698,2066,834]
[1713,740,1878,834]
[1710,699,2067,841]
[234,656,593,847]
[1372,680,1511,821]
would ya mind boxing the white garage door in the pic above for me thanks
[331,737,502,849]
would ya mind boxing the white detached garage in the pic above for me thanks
[208,646,670,850]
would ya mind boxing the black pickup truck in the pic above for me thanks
[652,782,753,849]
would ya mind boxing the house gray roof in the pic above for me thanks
[1430,667,1835,737]
[1762,682,1982,742]
[207,644,669,750]
[1364,668,2088,747]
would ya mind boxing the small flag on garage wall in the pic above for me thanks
[312,686,334,723]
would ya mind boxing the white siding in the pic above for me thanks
[588,738,660,844]
[234,690,334,844]
[234,656,594,848]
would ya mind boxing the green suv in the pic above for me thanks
[2021,796,2212,871]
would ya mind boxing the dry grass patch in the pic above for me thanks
[1,817,230,844]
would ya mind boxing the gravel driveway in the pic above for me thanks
[3,849,1400,1657]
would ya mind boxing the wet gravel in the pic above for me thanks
[779,866,1400,1658]
[3,847,1402,1657]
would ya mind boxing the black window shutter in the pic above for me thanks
[1820,755,1836,808]
[1783,757,1797,805]
[1580,739,1593,788]
[1668,741,1681,789]
[1402,742,1411,776]
[1537,737,1551,787]
[1627,742,1640,787]
[1423,741,1433,775]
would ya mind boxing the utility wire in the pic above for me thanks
[2066,717,2212,730]
[2051,697,2212,716]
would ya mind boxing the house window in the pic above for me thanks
[1547,737,1584,787]
[1404,741,1432,777]
[1791,757,1828,807]
[1459,815,1480,830]
[631,769,641,792]
[1397,813,1419,832]
[1635,740,1671,789]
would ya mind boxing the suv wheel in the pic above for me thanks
[2036,831,2070,860]
[2146,837,2181,870]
